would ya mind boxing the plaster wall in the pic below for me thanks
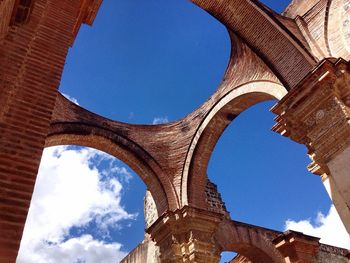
[329,145,350,204]
[120,239,159,263]
[323,175,350,233]
[328,145,350,232]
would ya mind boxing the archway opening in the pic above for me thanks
[208,101,331,227]
[206,101,332,260]
[17,145,147,262]
[221,252,236,263]
[59,0,230,124]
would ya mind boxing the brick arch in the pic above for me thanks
[46,95,179,215]
[215,220,285,263]
[182,81,287,209]
[191,0,317,88]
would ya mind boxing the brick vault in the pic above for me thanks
[0,0,350,262]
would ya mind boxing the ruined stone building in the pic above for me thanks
[0,0,350,262]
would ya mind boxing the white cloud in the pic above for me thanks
[17,146,136,263]
[18,235,126,263]
[152,117,169,125]
[285,205,350,249]
[62,93,79,105]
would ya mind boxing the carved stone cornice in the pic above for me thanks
[271,58,350,175]
[147,206,223,263]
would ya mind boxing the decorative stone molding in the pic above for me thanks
[147,206,223,263]
[271,58,350,175]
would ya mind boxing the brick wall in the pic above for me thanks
[0,0,15,40]
[0,1,91,261]
[317,244,350,262]
[205,179,229,217]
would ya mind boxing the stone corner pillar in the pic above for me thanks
[147,206,223,263]
[271,58,350,233]
[273,230,320,263]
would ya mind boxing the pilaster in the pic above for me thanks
[271,58,350,233]
[147,206,223,263]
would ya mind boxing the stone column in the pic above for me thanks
[147,206,222,263]
[271,58,350,233]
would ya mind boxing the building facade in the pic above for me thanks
[0,0,349,262]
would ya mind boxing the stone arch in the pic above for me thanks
[191,0,317,88]
[45,131,170,215]
[215,220,285,263]
[46,96,179,215]
[181,81,287,209]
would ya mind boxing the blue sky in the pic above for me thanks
[17,1,350,262]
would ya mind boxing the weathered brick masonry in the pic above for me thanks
[0,0,349,262]
[0,0,101,262]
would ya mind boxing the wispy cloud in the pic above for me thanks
[62,93,79,105]
[17,146,136,263]
[152,117,169,125]
[285,205,350,249]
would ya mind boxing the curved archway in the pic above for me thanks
[18,144,146,262]
[215,220,285,263]
[190,0,316,88]
[182,81,287,209]
[47,95,179,215]
[46,134,166,214]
